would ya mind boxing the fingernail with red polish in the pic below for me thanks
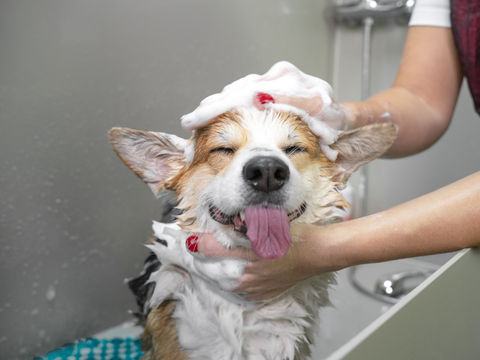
[186,235,199,253]
[256,92,275,105]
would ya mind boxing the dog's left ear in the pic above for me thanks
[109,127,189,197]
[330,122,398,186]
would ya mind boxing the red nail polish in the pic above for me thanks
[186,235,199,252]
[256,92,275,105]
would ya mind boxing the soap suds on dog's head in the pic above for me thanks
[180,61,341,161]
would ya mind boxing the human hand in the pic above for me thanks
[181,61,351,136]
[251,65,351,131]
[188,224,343,301]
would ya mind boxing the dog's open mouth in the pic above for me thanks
[209,203,306,259]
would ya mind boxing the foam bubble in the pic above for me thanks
[180,61,341,160]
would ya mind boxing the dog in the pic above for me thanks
[109,107,397,359]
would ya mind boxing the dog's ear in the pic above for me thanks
[330,122,398,186]
[109,127,189,197]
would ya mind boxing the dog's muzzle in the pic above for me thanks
[208,154,306,259]
[209,203,307,234]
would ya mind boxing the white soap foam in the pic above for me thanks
[380,112,392,119]
[180,61,341,160]
[184,140,195,163]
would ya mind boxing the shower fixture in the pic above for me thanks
[334,0,416,219]
[334,0,428,304]
[335,0,416,26]
[348,266,436,304]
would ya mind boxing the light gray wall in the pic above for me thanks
[0,1,334,359]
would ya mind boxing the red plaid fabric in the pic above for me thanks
[451,0,480,115]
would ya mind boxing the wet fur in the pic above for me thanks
[109,108,397,359]
[142,300,189,360]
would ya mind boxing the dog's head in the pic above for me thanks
[109,108,396,259]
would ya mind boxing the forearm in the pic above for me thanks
[344,87,452,158]
[320,171,480,270]
[343,27,463,158]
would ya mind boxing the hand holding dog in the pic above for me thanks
[251,64,351,130]
[191,224,344,301]
[253,92,351,132]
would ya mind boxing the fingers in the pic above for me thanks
[181,61,345,132]
[234,275,290,301]
[186,232,259,262]
[252,92,325,119]
[184,233,255,294]
[185,234,199,252]
[183,232,295,300]
[253,92,275,110]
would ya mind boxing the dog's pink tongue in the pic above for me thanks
[245,207,291,259]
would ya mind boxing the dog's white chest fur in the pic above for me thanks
[146,222,334,360]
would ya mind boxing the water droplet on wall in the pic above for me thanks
[45,285,56,301]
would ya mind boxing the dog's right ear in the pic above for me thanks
[329,122,398,187]
[109,127,189,197]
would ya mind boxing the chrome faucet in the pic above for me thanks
[334,0,415,25]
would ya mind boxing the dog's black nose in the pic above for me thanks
[243,156,290,193]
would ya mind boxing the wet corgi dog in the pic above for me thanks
[109,108,397,360]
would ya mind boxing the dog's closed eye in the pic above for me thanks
[210,147,235,155]
[283,146,307,156]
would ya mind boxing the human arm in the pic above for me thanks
[344,26,463,157]
[197,170,480,300]
[307,170,480,270]
[250,27,463,157]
